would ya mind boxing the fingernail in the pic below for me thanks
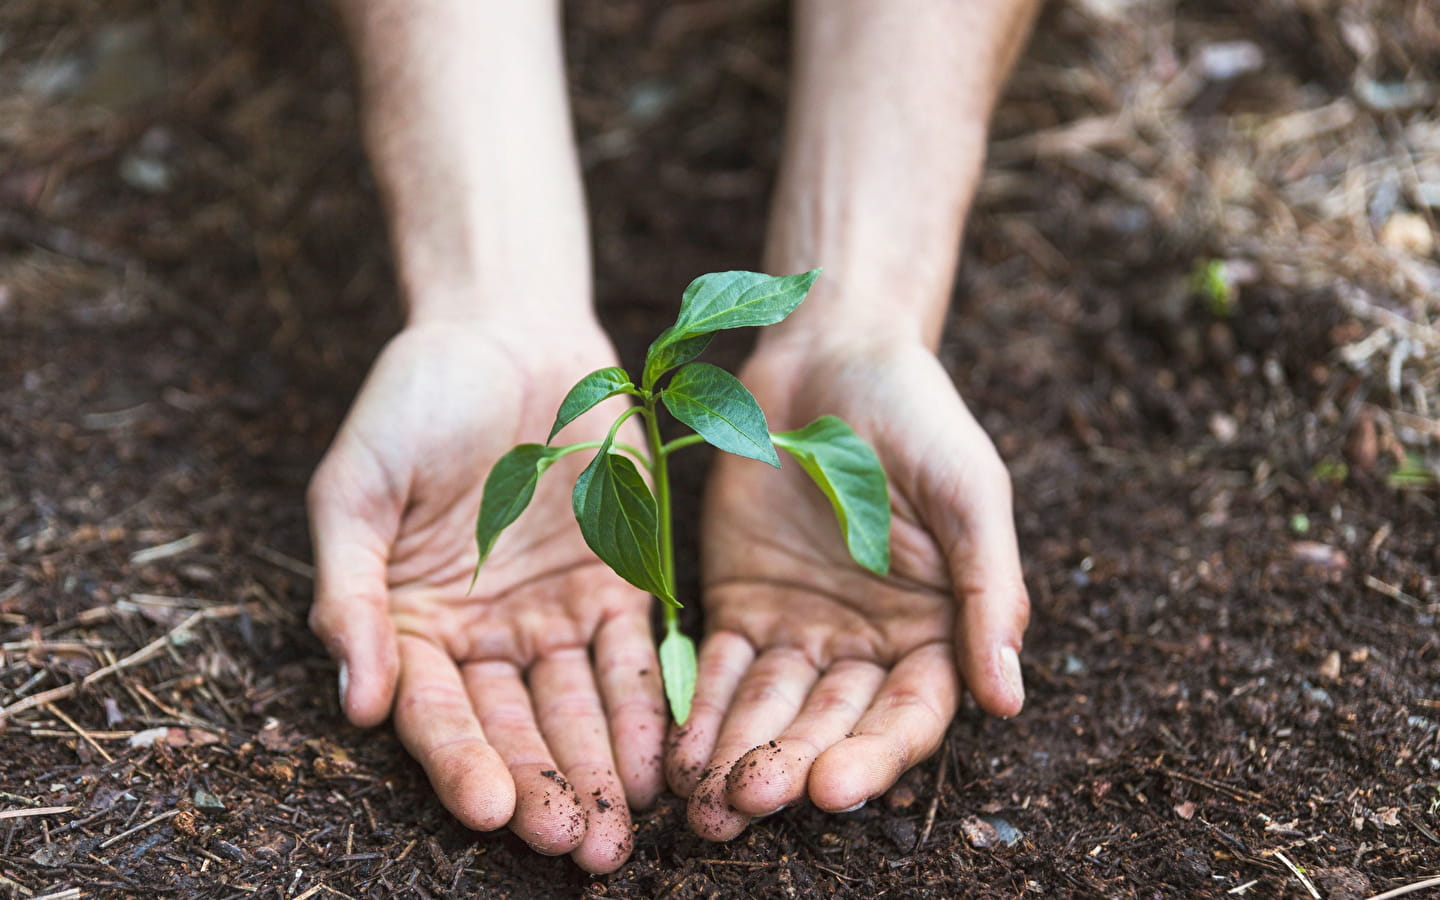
[756,803,789,820]
[1000,646,1025,712]
[836,800,866,813]
[337,661,349,711]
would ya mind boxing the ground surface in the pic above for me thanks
[3,1,1439,898]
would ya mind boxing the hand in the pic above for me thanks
[666,336,1029,840]
[306,322,666,872]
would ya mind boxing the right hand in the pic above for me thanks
[305,321,666,873]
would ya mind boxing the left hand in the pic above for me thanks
[665,335,1030,840]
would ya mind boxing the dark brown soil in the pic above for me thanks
[3,2,1438,898]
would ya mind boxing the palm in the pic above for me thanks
[702,350,956,662]
[307,324,665,873]
[364,328,635,655]
[669,340,1029,840]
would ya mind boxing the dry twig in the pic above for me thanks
[1364,876,1440,900]
[0,604,242,722]
[914,747,949,851]
[0,806,74,822]
[1274,850,1321,899]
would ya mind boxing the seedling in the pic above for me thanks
[472,270,892,724]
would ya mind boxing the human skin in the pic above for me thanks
[309,0,663,874]
[309,0,1039,868]
[668,0,1042,838]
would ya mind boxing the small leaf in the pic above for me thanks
[672,269,820,338]
[548,367,634,443]
[772,416,891,575]
[642,328,713,390]
[1387,452,1437,489]
[659,627,697,725]
[660,363,779,466]
[573,439,675,604]
[475,444,559,565]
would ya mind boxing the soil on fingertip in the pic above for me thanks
[3,1,1438,898]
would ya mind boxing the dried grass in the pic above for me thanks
[981,0,1439,473]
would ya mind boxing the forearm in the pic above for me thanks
[760,0,1041,351]
[336,0,592,327]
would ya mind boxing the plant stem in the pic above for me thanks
[642,397,680,627]
[550,438,650,470]
[660,434,706,456]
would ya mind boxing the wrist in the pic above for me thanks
[401,269,596,332]
[749,273,943,358]
[744,320,931,397]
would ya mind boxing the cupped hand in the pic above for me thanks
[306,322,666,873]
[667,336,1030,840]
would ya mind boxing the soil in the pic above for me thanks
[3,1,1438,898]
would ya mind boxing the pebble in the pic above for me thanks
[880,817,917,850]
[30,844,71,868]
[1317,650,1342,682]
[983,817,1024,847]
[1380,211,1435,256]
[1300,681,1333,708]
[960,815,1023,849]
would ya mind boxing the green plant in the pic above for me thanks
[471,270,892,724]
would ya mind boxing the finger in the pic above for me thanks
[530,648,634,874]
[665,630,755,796]
[687,648,819,841]
[808,642,958,812]
[307,462,400,727]
[930,449,1030,718]
[594,610,666,809]
[392,636,513,831]
[725,659,885,816]
[463,660,586,855]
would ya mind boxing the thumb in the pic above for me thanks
[915,417,1030,719]
[306,454,401,728]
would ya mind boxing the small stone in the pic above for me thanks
[960,815,1000,849]
[981,816,1023,847]
[118,153,172,193]
[193,789,226,815]
[1196,40,1264,81]
[883,782,918,811]
[1380,211,1435,257]
[1208,412,1238,444]
[1300,681,1333,708]
[1317,650,1342,682]
[880,817,917,850]
[884,769,926,810]
[30,844,71,868]
[1173,801,1196,820]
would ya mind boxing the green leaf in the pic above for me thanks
[660,363,779,467]
[1388,452,1437,489]
[475,444,560,565]
[642,270,820,390]
[572,438,676,604]
[771,416,891,575]
[659,627,697,725]
[672,269,820,337]
[548,367,634,443]
[641,328,713,390]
